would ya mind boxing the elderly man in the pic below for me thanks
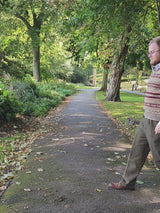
[109,36,160,190]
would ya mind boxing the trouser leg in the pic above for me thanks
[120,118,150,186]
[146,119,160,168]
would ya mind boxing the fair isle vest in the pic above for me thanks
[144,68,160,121]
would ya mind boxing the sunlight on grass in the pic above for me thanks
[97,91,144,138]
[73,83,94,89]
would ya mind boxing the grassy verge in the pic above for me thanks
[96,91,144,140]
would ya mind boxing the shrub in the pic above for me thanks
[11,79,39,103]
[28,96,62,116]
[70,66,87,83]
[2,78,76,117]
[0,82,23,121]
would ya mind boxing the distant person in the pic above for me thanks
[132,84,134,91]
[109,36,160,190]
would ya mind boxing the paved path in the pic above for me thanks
[1,89,160,213]
[121,89,145,96]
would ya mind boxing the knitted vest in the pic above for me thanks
[144,69,160,121]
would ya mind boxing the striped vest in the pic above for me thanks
[144,69,160,121]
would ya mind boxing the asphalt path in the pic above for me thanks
[1,89,160,213]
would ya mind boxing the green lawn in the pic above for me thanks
[97,91,144,139]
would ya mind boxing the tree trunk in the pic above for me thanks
[106,25,131,101]
[33,46,40,82]
[93,68,97,87]
[99,66,109,92]
[15,12,42,82]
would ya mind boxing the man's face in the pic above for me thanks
[148,42,160,66]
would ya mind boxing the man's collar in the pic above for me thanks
[152,63,160,72]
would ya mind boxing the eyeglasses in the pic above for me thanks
[148,49,160,56]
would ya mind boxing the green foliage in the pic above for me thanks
[70,65,87,83]
[40,39,73,82]
[9,78,76,116]
[27,97,61,117]
[29,80,75,116]
[11,78,39,103]
[0,81,23,121]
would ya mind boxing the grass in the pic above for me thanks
[97,91,144,138]
[95,72,148,92]
[73,83,95,89]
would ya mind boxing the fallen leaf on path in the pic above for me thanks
[107,158,114,162]
[36,152,43,155]
[16,182,21,185]
[44,193,52,197]
[115,172,121,176]
[105,161,110,164]
[114,152,119,155]
[107,168,114,171]
[37,168,43,172]
[121,162,127,166]
[26,171,32,174]
[59,150,67,154]
[52,138,59,141]
[96,188,102,192]
[136,180,144,185]
[24,188,32,192]
[34,157,40,161]
[24,206,29,210]
[64,204,69,209]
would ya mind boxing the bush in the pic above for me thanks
[0,82,23,121]
[2,78,76,117]
[38,80,75,99]
[11,79,39,103]
[70,66,87,83]
[26,96,62,116]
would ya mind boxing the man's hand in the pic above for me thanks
[155,122,160,135]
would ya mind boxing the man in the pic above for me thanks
[109,36,160,190]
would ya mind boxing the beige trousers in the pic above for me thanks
[120,117,160,187]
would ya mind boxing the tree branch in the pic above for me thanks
[0,0,7,6]
[15,13,31,30]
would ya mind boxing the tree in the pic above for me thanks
[1,0,59,82]
[106,25,131,101]
[104,0,156,101]
[61,0,156,101]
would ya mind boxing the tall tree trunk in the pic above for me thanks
[33,46,40,82]
[99,64,109,92]
[106,25,131,101]
[15,11,43,82]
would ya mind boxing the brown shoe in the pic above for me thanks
[108,182,135,190]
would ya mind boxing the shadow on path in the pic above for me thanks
[0,89,160,213]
